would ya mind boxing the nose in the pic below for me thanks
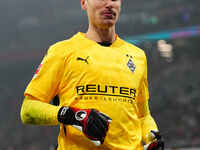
[104,0,113,8]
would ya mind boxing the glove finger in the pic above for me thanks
[89,110,109,135]
[88,116,106,138]
[85,117,105,140]
[93,116,108,137]
[85,110,111,141]
[98,113,112,133]
[157,140,164,150]
[95,111,112,135]
[99,112,112,123]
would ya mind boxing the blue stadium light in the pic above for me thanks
[125,25,200,45]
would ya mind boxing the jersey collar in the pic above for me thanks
[74,32,125,49]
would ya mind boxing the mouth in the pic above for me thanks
[102,10,116,19]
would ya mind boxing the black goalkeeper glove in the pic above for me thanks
[144,130,164,150]
[57,106,112,146]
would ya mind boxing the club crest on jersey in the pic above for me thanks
[127,58,136,73]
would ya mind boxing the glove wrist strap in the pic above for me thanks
[58,106,75,124]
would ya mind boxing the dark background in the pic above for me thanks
[0,0,200,149]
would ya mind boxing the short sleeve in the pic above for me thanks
[24,46,65,103]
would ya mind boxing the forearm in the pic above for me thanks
[137,100,158,144]
[140,114,158,144]
[20,96,61,125]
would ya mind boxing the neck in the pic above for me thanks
[85,24,116,43]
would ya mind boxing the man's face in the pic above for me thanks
[81,0,121,29]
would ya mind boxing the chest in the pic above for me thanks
[64,46,145,91]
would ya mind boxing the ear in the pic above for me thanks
[80,0,87,10]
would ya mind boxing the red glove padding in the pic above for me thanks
[58,106,112,146]
[144,131,164,150]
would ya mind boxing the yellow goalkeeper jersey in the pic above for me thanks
[25,32,150,150]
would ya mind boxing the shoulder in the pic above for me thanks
[46,33,81,59]
[118,37,147,58]
[49,33,79,54]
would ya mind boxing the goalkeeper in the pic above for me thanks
[20,0,164,150]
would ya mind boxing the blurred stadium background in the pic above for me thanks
[0,0,200,150]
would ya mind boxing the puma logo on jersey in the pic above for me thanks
[77,56,89,64]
